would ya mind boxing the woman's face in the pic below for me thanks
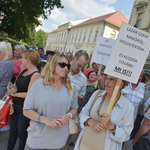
[22,54,29,66]
[105,75,117,94]
[88,72,96,81]
[13,48,22,58]
[55,57,69,78]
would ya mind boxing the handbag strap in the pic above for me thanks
[90,90,103,110]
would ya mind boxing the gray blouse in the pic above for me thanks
[0,59,14,98]
[23,78,78,149]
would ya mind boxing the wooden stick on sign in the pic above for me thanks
[106,78,122,115]
[95,64,102,88]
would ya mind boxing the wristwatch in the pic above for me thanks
[67,113,73,119]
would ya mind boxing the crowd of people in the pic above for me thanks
[0,41,150,150]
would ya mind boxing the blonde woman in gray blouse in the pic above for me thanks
[23,54,78,150]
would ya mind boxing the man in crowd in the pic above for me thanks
[65,50,89,148]
[38,47,47,60]
[69,50,89,99]
[46,50,55,61]
[54,49,59,54]
[122,72,145,138]
[133,108,150,149]
[66,52,73,62]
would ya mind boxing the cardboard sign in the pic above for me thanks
[92,36,115,65]
[105,23,150,84]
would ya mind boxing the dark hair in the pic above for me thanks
[74,50,89,61]
[87,70,96,79]
[46,50,55,56]
[121,80,127,89]
[37,61,47,73]
[141,75,147,83]
[38,47,44,51]
[66,52,73,58]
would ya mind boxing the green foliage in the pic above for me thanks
[0,0,63,40]
[0,37,28,47]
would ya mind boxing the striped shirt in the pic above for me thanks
[122,82,145,121]
[0,59,14,98]
[69,71,87,96]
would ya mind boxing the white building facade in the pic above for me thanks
[46,11,128,60]
[129,0,150,85]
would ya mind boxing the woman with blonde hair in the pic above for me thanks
[7,50,40,150]
[23,54,78,150]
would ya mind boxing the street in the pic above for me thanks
[0,131,133,150]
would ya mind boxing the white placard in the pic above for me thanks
[92,36,115,65]
[105,23,150,84]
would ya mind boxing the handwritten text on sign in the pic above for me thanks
[105,23,150,84]
[92,36,115,66]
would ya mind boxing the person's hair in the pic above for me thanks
[87,70,96,79]
[121,80,127,89]
[74,50,89,61]
[14,44,26,52]
[38,47,44,51]
[37,61,47,73]
[46,50,55,56]
[41,54,72,91]
[141,75,147,83]
[4,42,13,60]
[0,42,7,54]
[23,50,40,65]
[66,52,73,58]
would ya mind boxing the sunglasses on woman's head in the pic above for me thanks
[58,62,71,69]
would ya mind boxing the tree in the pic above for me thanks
[0,0,63,40]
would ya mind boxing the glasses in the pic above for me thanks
[58,62,71,69]
[105,77,117,82]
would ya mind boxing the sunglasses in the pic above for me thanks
[105,77,117,82]
[58,62,71,69]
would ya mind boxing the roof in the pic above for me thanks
[49,29,58,34]
[72,11,128,28]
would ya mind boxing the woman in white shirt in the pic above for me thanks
[75,75,134,150]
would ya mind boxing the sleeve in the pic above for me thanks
[70,85,78,110]
[79,78,87,96]
[144,97,150,108]
[79,90,100,129]
[23,80,37,110]
[0,61,7,81]
[108,101,134,143]
[145,108,150,120]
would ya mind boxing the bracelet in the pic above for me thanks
[110,124,116,131]
[84,118,91,126]
[38,114,42,124]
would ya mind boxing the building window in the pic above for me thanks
[110,30,116,39]
[79,30,82,42]
[94,28,99,41]
[83,30,87,42]
[72,32,74,42]
[75,31,78,42]
[88,29,93,42]
[136,13,143,28]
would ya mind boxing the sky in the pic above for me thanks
[36,0,135,33]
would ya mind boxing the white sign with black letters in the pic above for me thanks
[92,36,115,65]
[105,23,150,84]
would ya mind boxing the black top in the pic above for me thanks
[13,69,39,107]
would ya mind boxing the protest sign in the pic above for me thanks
[105,23,150,84]
[92,36,115,66]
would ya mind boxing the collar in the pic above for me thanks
[70,71,82,77]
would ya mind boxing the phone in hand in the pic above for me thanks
[7,82,18,93]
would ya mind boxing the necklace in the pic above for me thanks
[97,93,121,117]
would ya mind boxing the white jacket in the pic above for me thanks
[74,90,134,150]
